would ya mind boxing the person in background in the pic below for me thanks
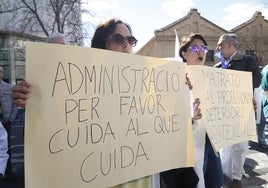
[45,32,67,44]
[260,64,268,148]
[215,33,261,188]
[254,86,268,149]
[0,66,18,181]
[178,33,223,188]
[0,32,66,185]
[0,121,8,183]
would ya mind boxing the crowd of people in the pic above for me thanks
[0,18,267,188]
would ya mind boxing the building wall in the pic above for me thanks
[136,9,268,67]
[232,12,268,66]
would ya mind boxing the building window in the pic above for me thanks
[193,22,198,33]
[14,50,25,61]
[0,37,8,50]
[14,38,26,61]
[257,24,263,37]
[0,37,8,60]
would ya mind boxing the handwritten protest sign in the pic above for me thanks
[187,65,256,151]
[24,42,194,188]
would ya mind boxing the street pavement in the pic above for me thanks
[1,120,268,188]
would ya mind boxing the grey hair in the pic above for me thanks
[218,33,238,48]
[45,33,67,44]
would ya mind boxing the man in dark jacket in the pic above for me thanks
[214,33,261,188]
[214,34,261,88]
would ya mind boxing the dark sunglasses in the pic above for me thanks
[188,45,209,53]
[110,33,138,47]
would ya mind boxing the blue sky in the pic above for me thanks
[83,0,268,51]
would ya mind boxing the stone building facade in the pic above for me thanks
[136,8,268,67]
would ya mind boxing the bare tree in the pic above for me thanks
[0,0,96,45]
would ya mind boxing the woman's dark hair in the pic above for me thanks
[179,33,208,62]
[91,18,133,49]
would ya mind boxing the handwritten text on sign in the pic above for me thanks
[188,65,256,151]
[25,42,193,188]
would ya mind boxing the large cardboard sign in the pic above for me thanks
[188,65,256,151]
[25,42,194,188]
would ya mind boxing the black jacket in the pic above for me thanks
[214,53,261,89]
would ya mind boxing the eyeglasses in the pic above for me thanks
[110,33,138,47]
[188,45,209,53]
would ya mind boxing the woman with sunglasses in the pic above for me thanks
[180,33,223,188]
[91,18,137,53]
[11,18,157,188]
[160,34,208,188]
[91,18,158,188]
[92,19,203,188]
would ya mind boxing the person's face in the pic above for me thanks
[216,40,232,59]
[106,23,136,53]
[182,39,208,65]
